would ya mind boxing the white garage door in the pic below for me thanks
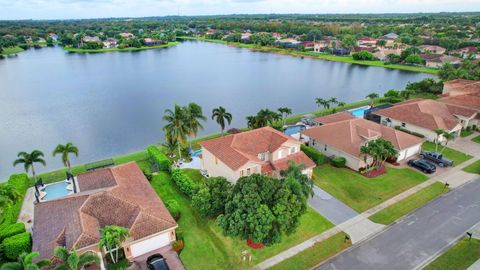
[130,233,171,257]
[404,145,421,160]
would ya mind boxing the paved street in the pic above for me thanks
[316,177,480,270]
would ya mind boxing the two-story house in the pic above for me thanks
[199,127,315,182]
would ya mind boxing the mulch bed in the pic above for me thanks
[246,239,264,249]
[363,166,387,178]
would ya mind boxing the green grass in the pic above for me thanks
[182,168,206,184]
[369,182,447,225]
[313,164,429,212]
[463,160,480,174]
[422,141,473,167]
[268,232,351,270]
[150,172,333,269]
[472,135,480,144]
[179,37,438,75]
[460,130,474,137]
[64,42,179,53]
[1,46,24,55]
[423,238,480,270]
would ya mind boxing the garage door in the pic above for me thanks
[130,233,171,257]
[404,145,421,160]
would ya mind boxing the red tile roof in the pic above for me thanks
[33,162,176,260]
[271,151,315,172]
[314,112,356,124]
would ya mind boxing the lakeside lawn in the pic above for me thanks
[64,42,179,53]
[1,46,24,55]
[422,141,473,167]
[472,135,480,144]
[423,237,480,270]
[268,232,351,270]
[313,164,429,212]
[463,160,480,174]
[150,171,333,270]
[368,182,447,225]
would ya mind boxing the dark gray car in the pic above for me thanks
[419,150,453,167]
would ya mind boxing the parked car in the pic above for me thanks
[147,254,170,270]
[419,150,453,167]
[408,159,436,174]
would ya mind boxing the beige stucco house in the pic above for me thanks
[199,127,315,182]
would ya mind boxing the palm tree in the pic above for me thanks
[184,103,206,147]
[162,137,179,158]
[439,131,455,154]
[246,115,258,129]
[163,105,189,160]
[315,98,331,110]
[278,107,292,126]
[211,106,233,136]
[52,142,79,172]
[13,150,46,183]
[329,97,338,105]
[99,226,129,264]
[53,246,100,270]
[337,101,347,108]
[256,109,281,127]
[365,92,379,106]
[0,252,51,270]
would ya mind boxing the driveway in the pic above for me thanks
[309,186,358,225]
[449,133,480,156]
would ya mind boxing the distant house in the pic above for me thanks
[357,37,377,47]
[199,127,315,182]
[313,112,356,126]
[302,41,315,49]
[272,32,282,40]
[419,45,446,55]
[143,38,163,46]
[301,117,424,171]
[103,38,118,48]
[421,54,462,68]
[353,46,375,53]
[82,36,101,43]
[440,79,480,113]
[48,33,58,41]
[373,48,403,61]
[383,32,399,39]
[241,32,252,42]
[450,46,478,58]
[119,32,134,39]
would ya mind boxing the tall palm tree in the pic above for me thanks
[0,252,51,270]
[99,226,129,264]
[246,115,258,129]
[211,106,233,136]
[184,103,206,147]
[162,137,179,158]
[315,98,331,110]
[329,97,338,106]
[13,150,46,183]
[52,142,79,172]
[365,92,379,106]
[53,246,100,270]
[163,105,189,160]
[278,107,292,126]
[337,101,347,108]
[256,109,281,127]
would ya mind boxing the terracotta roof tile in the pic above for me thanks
[314,112,356,124]
[271,151,315,172]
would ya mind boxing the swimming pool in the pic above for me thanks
[284,125,306,136]
[42,181,70,201]
[192,149,202,157]
[349,106,371,118]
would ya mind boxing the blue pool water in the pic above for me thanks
[349,106,371,118]
[192,149,202,157]
[284,125,306,136]
[42,182,70,201]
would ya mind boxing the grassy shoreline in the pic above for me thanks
[0,46,25,55]
[178,36,438,75]
[64,41,180,53]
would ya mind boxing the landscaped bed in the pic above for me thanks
[422,141,473,167]
[463,160,480,174]
[368,182,448,225]
[150,171,333,270]
[423,237,480,270]
[472,135,480,144]
[313,164,429,212]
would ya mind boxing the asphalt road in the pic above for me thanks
[317,178,480,270]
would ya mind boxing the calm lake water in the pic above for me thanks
[0,41,433,180]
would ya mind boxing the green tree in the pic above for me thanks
[278,107,292,126]
[99,226,129,264]
[0,252,51,270]
[404,54,424,65]
[315,98,330,110]
[0,184,21,215]
[352,50,377,61]
[52,142,79,172]
[13,150,46,184]
[163,105,189,159]
[377,39,387,47]
[365,92,379,106]
[53,247,100,270]
[255,109,281,127]
[192,176,232,218]
[341,35,356,50]
[211,106,233,136]
[184,102,206,147]
[246,115,258,129]
[162,137,179,158]
[360,138,398,170]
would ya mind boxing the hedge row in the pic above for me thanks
[394,126,425,138]
[301,145,327,165]
[147,145,172,171]
[171,168,198,198]
[331,157,347,168]
[1,232,31,260]
[0,174,29,226]
[0,223,25,243]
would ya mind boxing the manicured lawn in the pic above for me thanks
[64,42,179,53]
[150,172,333,269]
[368,182,447,225]
[463,160,480,174]
[313,165,429,212]
[268,232,351,270]
[1,46,24,55]
[460,129,474,137]
[182,168,206,184]
[422,141,473,167]
[423,238,480,270]
[472,135,480,144]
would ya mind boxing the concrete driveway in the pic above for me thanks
[309,186,358,225]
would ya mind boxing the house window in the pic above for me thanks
[247,168,251,175]
[289,147,296,154]
[260,152,266,161]
[240,170,244,177]
[401,122,406,127]
[278,150,283,159]
[324,144,327,151]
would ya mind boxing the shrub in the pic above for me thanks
[301,145,327,165]
[172,240,184,254]
[171,169,198,197]
[1,232,32,260]
[0,174,29,225]
[165,200,181,221]
[175,229,184,241]
[331,157,347,168]
[147,145,171,171]
[0,223,25,243]
[192,177,232,218]
[352,50,377,61]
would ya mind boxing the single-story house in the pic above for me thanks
[450,46,478,58]
[82,36,101,43]
[103,38,118,48]
[373,99,477,141]
[439,79,480,126]
[199,127,315,182]
[143,38,163,46]
[300,118,424,171]
[419,45,447,54]
[357,37,377,47]
[313,112,355,126]
[382,32,399,40]
[373,48,402,61]
[119,32,134,39]
[421,54,462,68]
[32,162,178,264]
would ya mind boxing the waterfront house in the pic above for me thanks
[421,54,462,68]
[419,45,446,55]
[313,112,355,126]
[301,118,424,171]
[82,36,101,43]
[32,162,178,264]
[440,79,480,118]
[103,38,118,48]
[373,48,403,61]
[357,37,377,47]
[199,127,315,182]
[143,38,163,46]
[119,32,134,39]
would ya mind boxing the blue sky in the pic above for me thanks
[1,0,480,20]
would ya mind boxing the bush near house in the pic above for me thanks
[331,157,346,168]
[0,174,29,225]
[0,223,26,243]
[171,168,198,198]
[147,145,172,171]
[394,126,425,138]
[165,199,181,221]
[301,145,327,165]
[1,232,32,260]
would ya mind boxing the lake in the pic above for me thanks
[0,41,433,180]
